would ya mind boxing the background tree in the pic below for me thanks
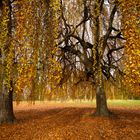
[58,0,124,116]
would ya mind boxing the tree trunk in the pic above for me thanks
[94,85,110,117]
[0,0,15,124]
[0,88,15,124]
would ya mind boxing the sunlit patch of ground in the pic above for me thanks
[0,100,140,140]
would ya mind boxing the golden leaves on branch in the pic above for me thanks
[0,0,62,98]
[0,0,14,91]
[46,0,62,92]
[14,0,37,96]
[120,0,140,94]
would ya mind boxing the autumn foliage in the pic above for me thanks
[120,0,140,94]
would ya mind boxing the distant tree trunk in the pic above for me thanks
[94,85,110,116]
[0,85,15,124]
[91,1,111,117]
[93,56,110,116]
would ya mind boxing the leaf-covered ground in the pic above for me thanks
[0,102,140,140]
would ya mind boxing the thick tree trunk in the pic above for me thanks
[0,0,15,124]
[94,85,110,117]
[0,89,15,124]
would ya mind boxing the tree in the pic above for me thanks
[0,0,15,124]
[58,0,124,116]
[0,0,61,124]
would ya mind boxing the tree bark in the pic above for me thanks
[0,87,15,124]
[94,85,110,116]
[0,0,15,125]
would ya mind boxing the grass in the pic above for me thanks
[14,100,140,109]
[107,100,140,108]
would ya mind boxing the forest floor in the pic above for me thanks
[0,100,140,140]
